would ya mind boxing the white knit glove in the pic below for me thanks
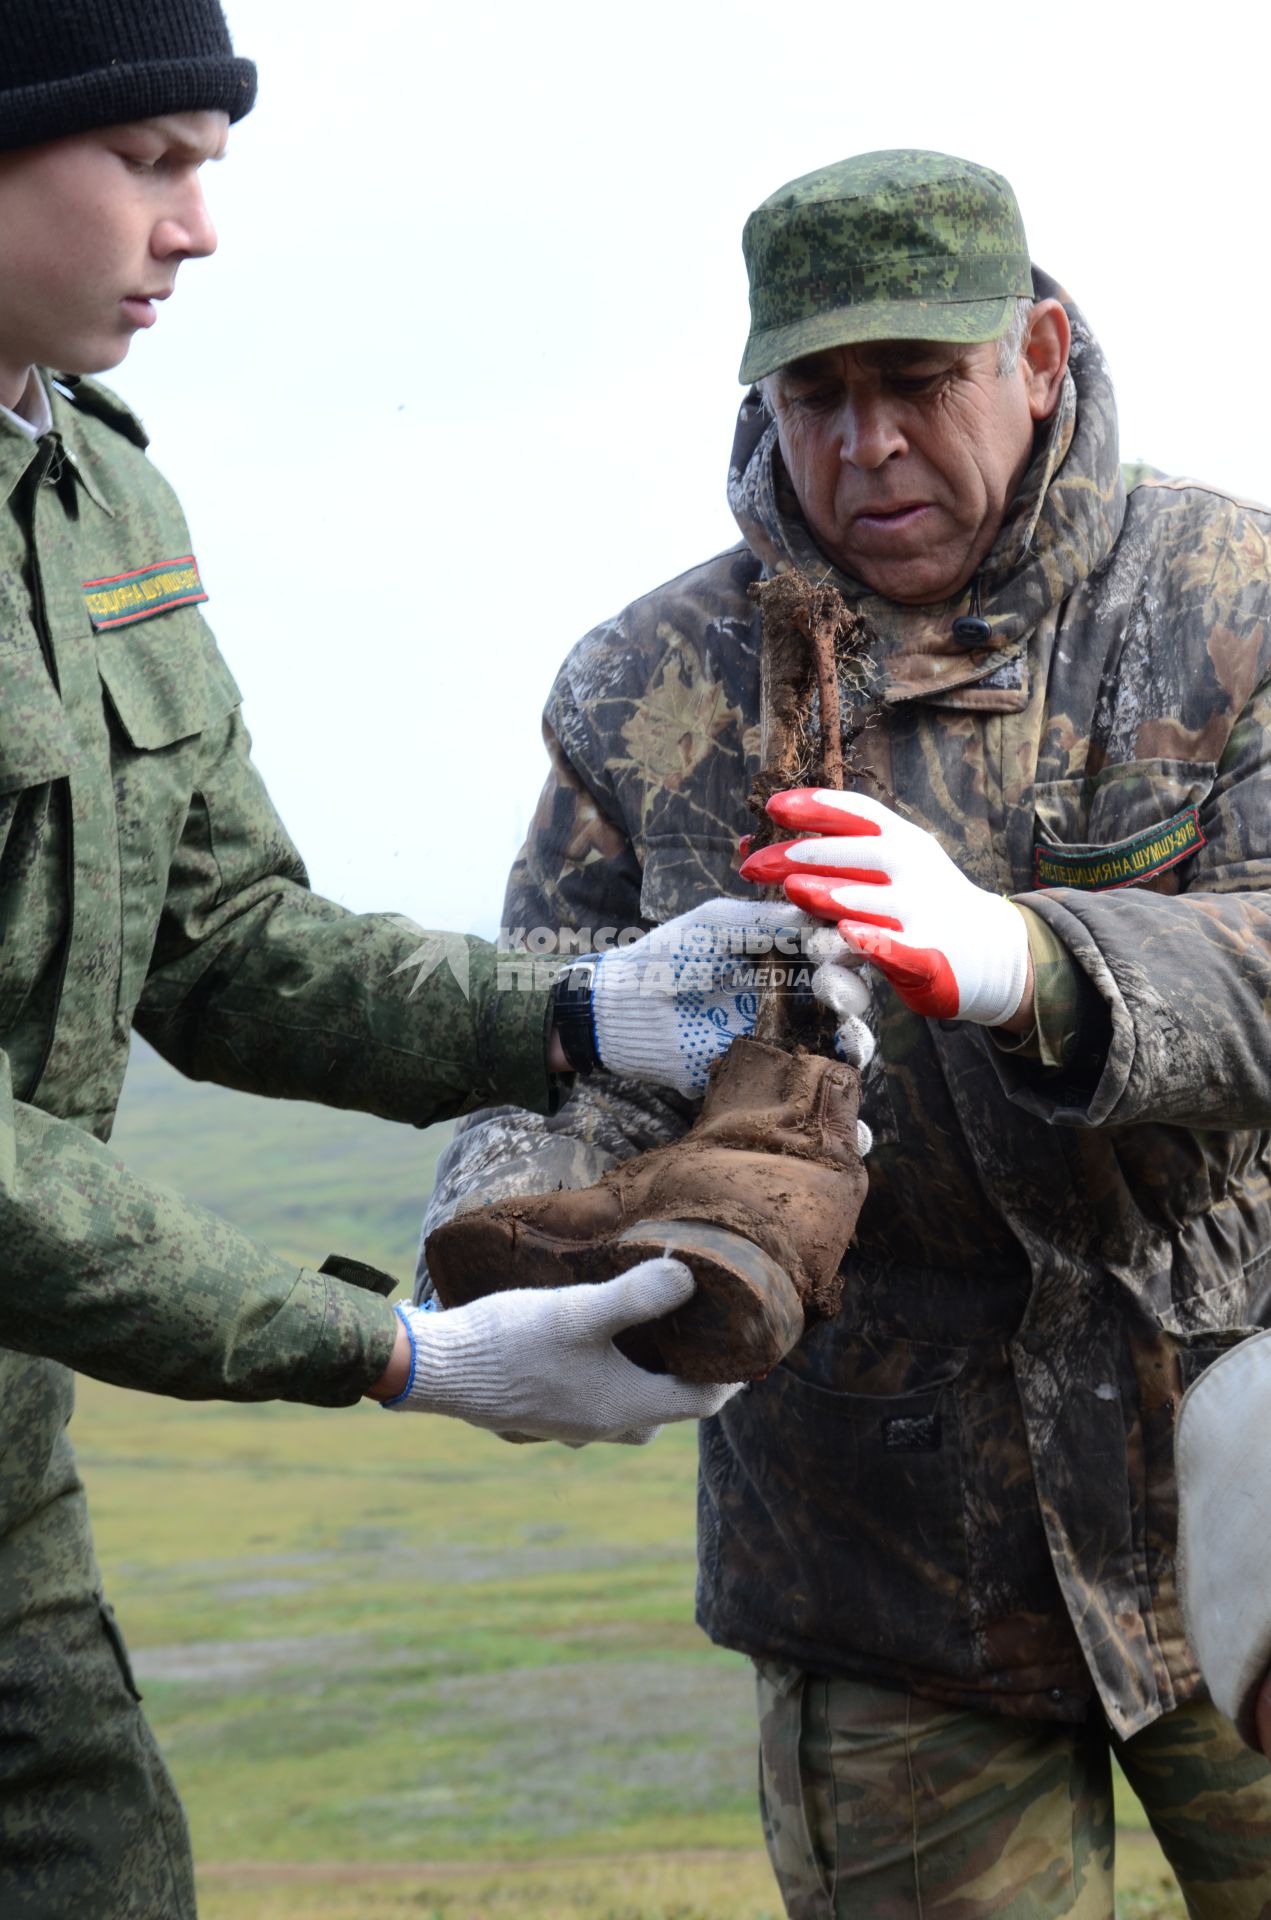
[741,789,1029,1027]
[1177,1329,1271,1747]
[804,923,876,1070]
[380,1256,741,1445]
[590,898,811,1095]
[800,923,876,1156]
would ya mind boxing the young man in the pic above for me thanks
[0,4,777,1911]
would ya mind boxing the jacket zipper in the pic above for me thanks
[20,440,77,1106]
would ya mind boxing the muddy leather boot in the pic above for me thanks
[425,1037,867,1383]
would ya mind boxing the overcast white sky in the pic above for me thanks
[116,0,1271,938]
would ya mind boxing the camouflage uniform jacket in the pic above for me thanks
[0,375,557,1544]
[422,277,1271,1739]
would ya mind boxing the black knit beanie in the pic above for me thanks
[0,0,257,153]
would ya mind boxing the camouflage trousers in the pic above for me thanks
[0,1423,196,1918]
[756,1660,1271,1918]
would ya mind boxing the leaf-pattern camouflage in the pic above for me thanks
[0,375,560,1906]
[421,274,1271,1741]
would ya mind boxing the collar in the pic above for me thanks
[0,409,48,505]
[48,378,115,516]
[0,375,115,516]
[0,369,53,439]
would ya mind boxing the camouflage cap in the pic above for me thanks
[739,149,1032,385]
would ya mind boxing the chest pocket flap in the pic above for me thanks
[96,609,242,751]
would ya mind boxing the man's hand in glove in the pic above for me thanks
[366,1256,741,1445]
[740,788,1034,1031]
[557,899,816,1094]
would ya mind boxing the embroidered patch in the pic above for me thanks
[82,556,208,631]
[1033,806,1206,891]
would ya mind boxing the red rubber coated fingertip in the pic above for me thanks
[738,843,797,884]
[768,789,882,836]
[839,924,959,1019]
[782,873,847,919]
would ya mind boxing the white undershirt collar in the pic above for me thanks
[0,370,54,440]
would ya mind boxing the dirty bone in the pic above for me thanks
[425,570,871,1382]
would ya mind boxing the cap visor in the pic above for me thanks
[739,293,1017,385]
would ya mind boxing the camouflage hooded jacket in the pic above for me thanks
[0,376,560,1544]
[422,276,1271,1739]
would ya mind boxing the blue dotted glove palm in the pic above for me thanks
[591,899,811,1095]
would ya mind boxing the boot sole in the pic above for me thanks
[427,1213,804,1383]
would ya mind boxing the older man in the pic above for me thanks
[420,150,1271,1913]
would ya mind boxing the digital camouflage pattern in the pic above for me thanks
[421,269,1271,1741]
[755,1665,1271,1918]
[0,374,559,1913]
[739,149,1034,383]
[0,1478,196,1915]
[0,374,560,1409]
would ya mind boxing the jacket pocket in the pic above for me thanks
[96,611,243,1023]
[96,608,241,751]
[97,1595,144,1703]
[1032,759,1215,893]
[718,1335,975,1673]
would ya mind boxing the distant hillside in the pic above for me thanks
[111,1039,453,1290]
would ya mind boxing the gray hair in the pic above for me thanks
[996,296,1036,376]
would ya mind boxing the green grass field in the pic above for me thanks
[69,1044,1188,1917]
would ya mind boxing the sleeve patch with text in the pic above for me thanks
[1033,806,1206,890]
[82,555,208,631]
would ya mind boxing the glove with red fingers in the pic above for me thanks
[738,788,1031,1028]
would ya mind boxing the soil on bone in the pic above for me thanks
[745,568,877,849]
[745,568,878,1051]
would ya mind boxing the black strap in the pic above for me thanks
[552,954,602,1074]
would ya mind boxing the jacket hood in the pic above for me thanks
[727,268,1126,709]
